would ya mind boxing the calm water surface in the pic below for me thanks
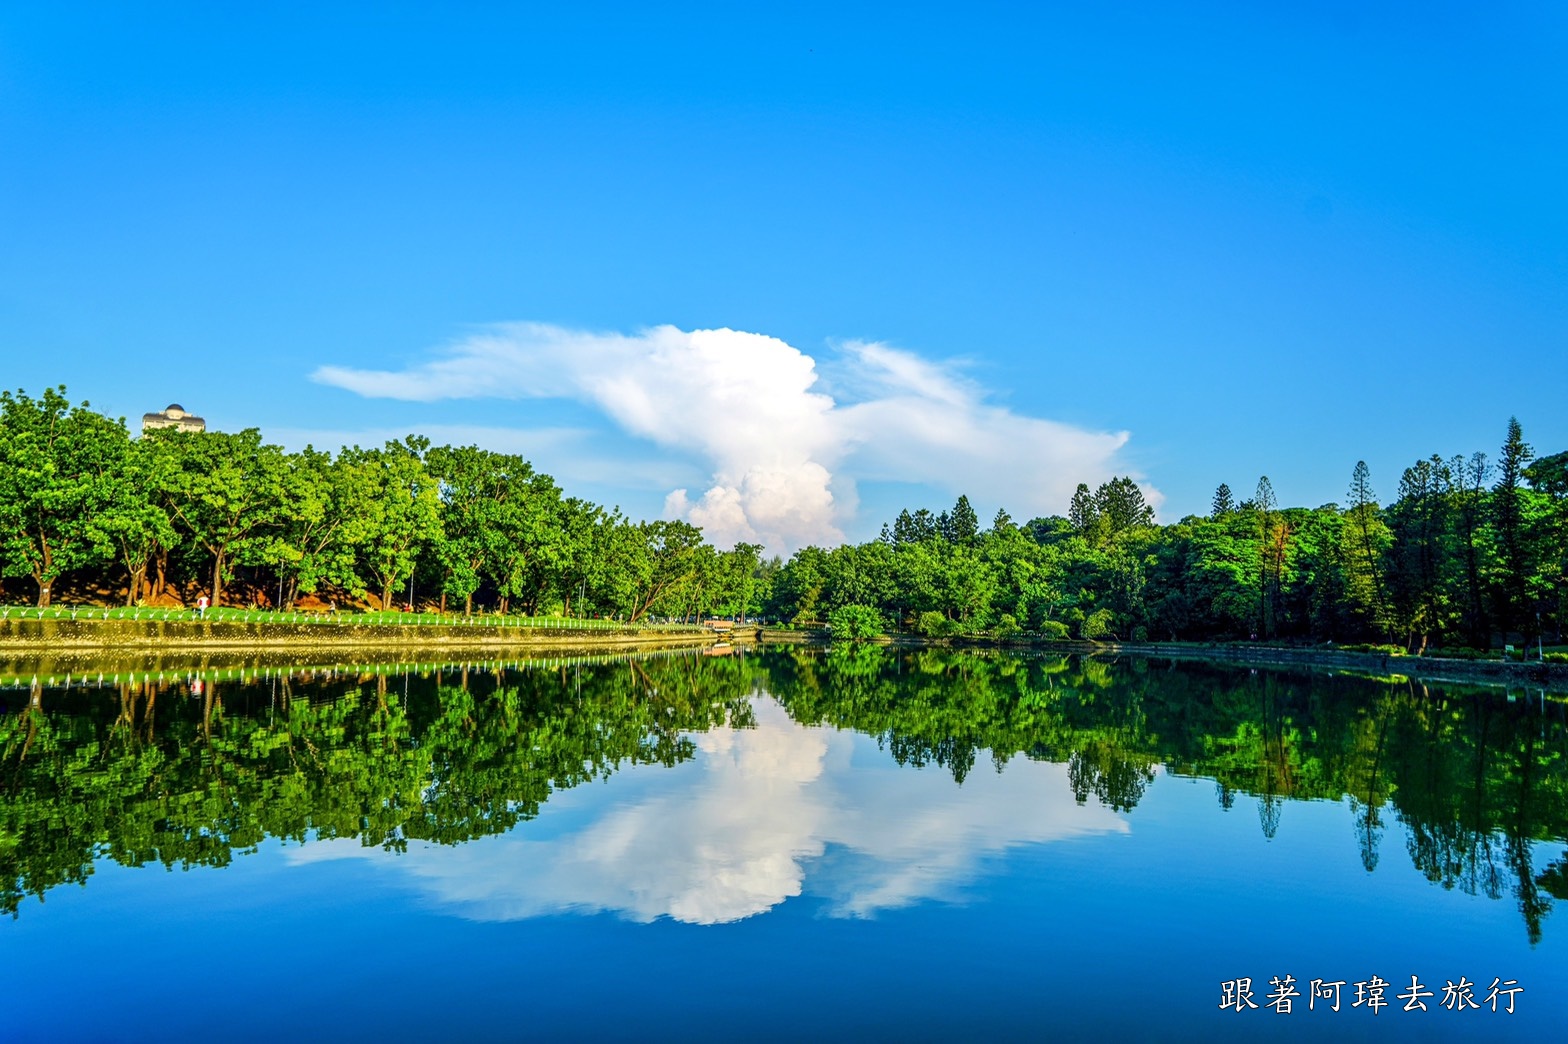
[2,647,1564,1041]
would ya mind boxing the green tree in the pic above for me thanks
[947,495,980,543]
[0,387,127,606]
[426,444,506,614]
[1492,417,1534,641]
[1254,476,1278,637]
[348,437,443,610]
[1068,483,1099,540]
[1211,483,1235,518]
[89,433,177,605]
[624,519,706,623]
[159,428,289,608]
[1343,460,1391,637]
[1095,477,1155,538]
[266,446,379,607]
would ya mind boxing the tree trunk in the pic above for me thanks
[211,549,226,608]
[381,582,394,610]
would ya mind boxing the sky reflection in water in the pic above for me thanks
[287,697,1129,924]
[2,648,1565,1041]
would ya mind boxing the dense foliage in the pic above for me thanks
[0,387,761,620]
[2,387,1562,648]
[763,429,1567,651]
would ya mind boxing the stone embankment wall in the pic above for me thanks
[1084,640,1568,687]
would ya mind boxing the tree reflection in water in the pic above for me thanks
[2,648,1565,940]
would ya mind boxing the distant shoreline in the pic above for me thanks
[759,629,1568,689]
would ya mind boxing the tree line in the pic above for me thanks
[762,417,1566,651]
[0,387,760,620]
[3,386,1563,648]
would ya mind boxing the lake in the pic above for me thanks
[2,646,1564,1041]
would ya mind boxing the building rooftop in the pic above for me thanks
[141,403,206,432]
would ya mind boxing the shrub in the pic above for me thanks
[1343,643,1405,656]
[1081,608,1115,640]
[995,613,1022,641]
[1038,620,1070,641]
[827,604,885,642]
[917,610,954,639]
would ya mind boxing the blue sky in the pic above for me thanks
[2,3,1564,551]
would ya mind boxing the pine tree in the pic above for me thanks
[949,495,979,542]
[1095,477,1154,535]
[1255,476,1278,637]
[1456,451,1490,646]
[1346,460,1388,634]
[1068,483,1097,536]
[1211,483,1234,518]
[1493,417,1534,641]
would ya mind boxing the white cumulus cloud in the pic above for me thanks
[312,323,1154,552]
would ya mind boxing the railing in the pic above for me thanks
[0,604,704,632]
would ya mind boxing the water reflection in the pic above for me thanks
[2,647,1566,942]
[291,698,1127,923]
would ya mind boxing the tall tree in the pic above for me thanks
[1525,450,1568,645]
[624,519,706,623]
[91,435,178,606]
[1387,455,1454,652]
[1254,476,1278,637]
[1068,483,1098,537]
[1095,477,1155,537]
[159,428,289,608]
[1453,452,1491,646]
[1211,483,1234,518]
[266,446,377,607]
[1492,418,1534,641]
[1345,460,1389,634]
[0,387,127,606]
[348,437,443,610]
[948,495,980,543]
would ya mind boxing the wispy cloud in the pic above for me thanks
[312,323,1154,552]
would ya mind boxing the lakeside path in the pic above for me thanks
[0,609,722,655]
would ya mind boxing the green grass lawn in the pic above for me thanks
[0,604,700,631]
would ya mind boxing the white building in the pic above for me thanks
[141,403,206,433]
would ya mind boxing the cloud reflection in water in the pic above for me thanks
[287,697,1130,924]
